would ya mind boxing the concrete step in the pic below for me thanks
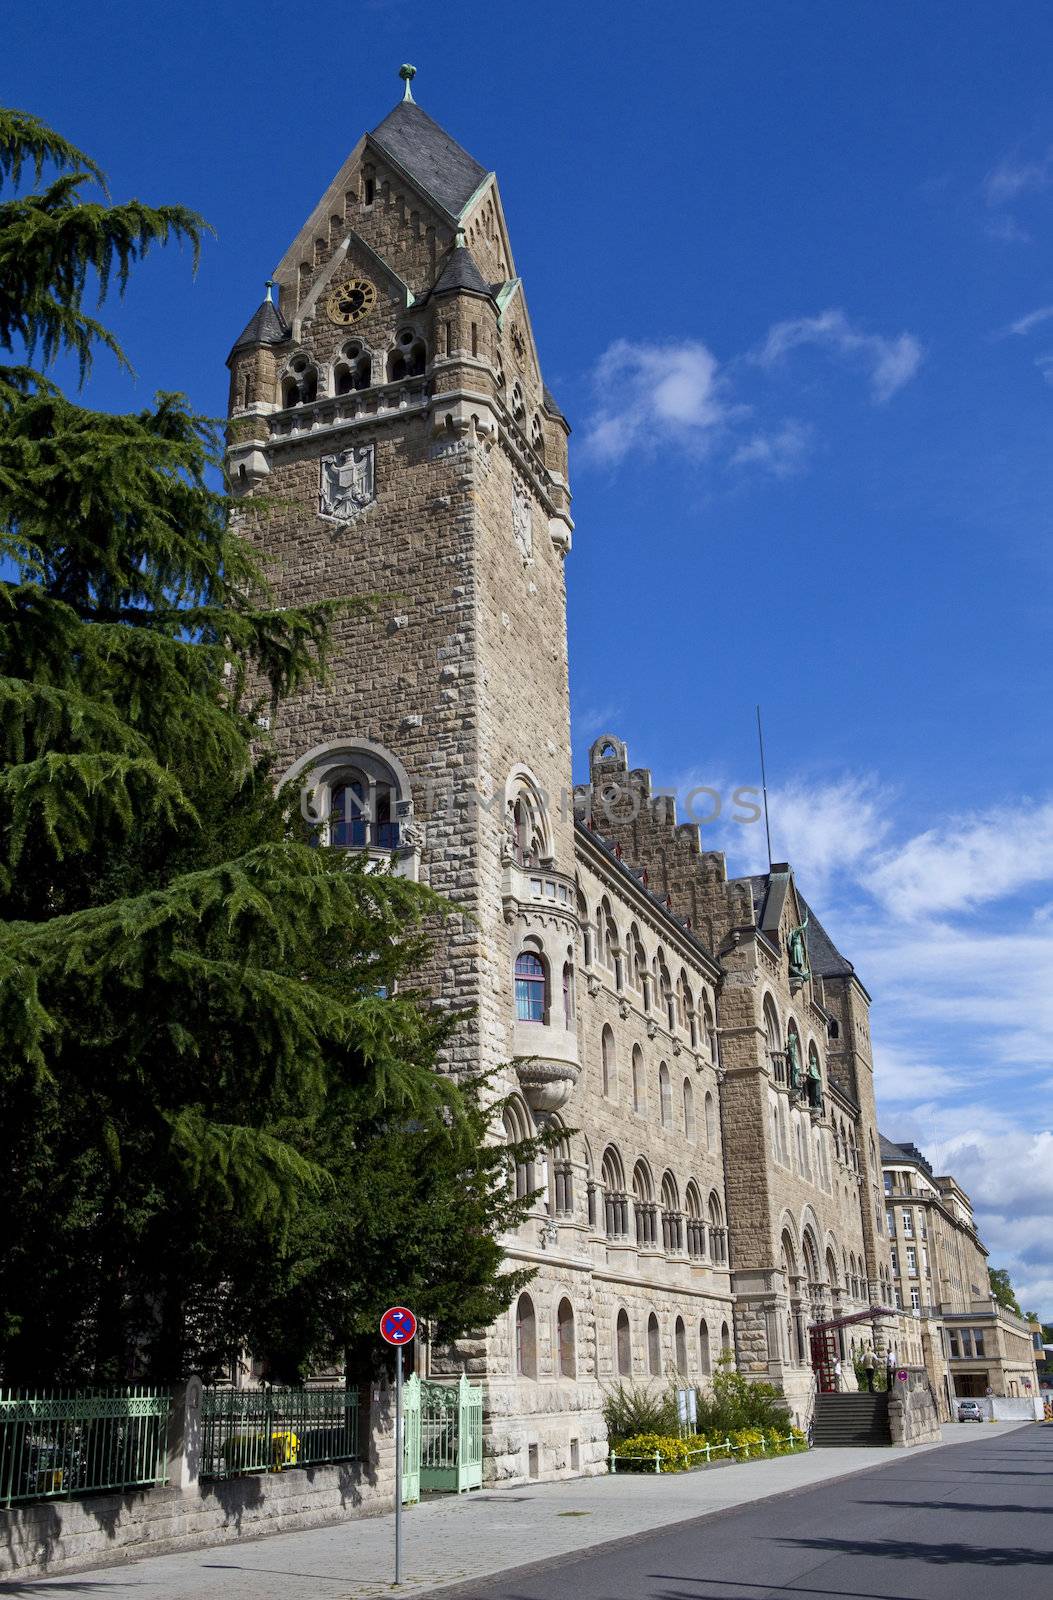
[812,1392,891,1448]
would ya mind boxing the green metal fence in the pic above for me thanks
[0,1385,172,1508]
[419,1376,483,1494]
[200,1386,361,1479]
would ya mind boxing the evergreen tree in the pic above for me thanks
[988,1267,1022,1317]
[0,108,536,1383]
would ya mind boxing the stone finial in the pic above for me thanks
[400,63,417,102]
[264,280,275,303]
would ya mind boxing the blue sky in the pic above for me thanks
[7,0,1053,1317]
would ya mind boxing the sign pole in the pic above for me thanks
[379,1304,416,1589]
[395,1342,403,1585]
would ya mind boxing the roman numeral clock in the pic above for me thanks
[325,277,377,326]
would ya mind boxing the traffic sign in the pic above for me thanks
[381,1305,417,1346]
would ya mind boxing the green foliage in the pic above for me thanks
[989,1267,1022,1316]
[612,1423,807,1474]
[601,1382,677,1443]
[693,1353,792,1435]
[0,107,531,1383]
[616,1433,691,1471]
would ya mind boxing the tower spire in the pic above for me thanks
[399,63,417,103]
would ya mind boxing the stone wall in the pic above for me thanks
[887,1367,942,1447]
[0,1382,396,1581]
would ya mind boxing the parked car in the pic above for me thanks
[957,1399,984,1423]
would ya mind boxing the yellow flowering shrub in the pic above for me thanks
[616,1433,691,1471]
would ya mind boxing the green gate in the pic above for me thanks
[401,1374,421,1505]
[419,1375,483,1493]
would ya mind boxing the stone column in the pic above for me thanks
[166,1374,203,1491]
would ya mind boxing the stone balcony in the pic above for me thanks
[511,1019,580,1113]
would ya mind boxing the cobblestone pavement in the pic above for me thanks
[3,1424,1031,1599]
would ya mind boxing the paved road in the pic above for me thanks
[3,1424,1043,1597]
[434,1424,1052,1600]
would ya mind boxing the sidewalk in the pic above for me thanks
[4,1422,1032,1598]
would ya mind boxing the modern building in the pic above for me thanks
[225,69,906,1481]
[881,1136,1040,1413]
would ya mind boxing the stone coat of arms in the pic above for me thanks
[512,482,533,560]
[319,445,376,520]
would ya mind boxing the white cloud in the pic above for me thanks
[711,771,892,895]
[582,309,922,468]
[1006,305,1053,336]
[755,309,924,403]
[868,800,1053,920]
[984,151,1053,206]
[729,420,813,477]
[581,339,734,463]
[710,765,1053,1315]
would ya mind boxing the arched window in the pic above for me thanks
[647,1312,661,1376]
[600,900,618,973]
[601,1025,616,1099]
[602,1147,628,1238]
[699,1317,711,1375]
[562,959,575,1029]
[281,352,318,408]
[763,995,781,1056]
[556,1298,575,1378]
[633,1161,657,1248]
[503,1103,535,1200]
[629,928,646,998]
[510,381,525,423]
[550,1124,573,1217]
[329,778,368,848]
[708,1192,726,1264]
[508,777,550,867]
[388,327,426,381]
[530,413,545,458]
[677,972,692,1037]
[659,1062,672,1128]
[661,1171,683,1253]
[675,1316,688,1375]
[631,1044,644,1114]
[577,888,593,968]
[721,1321,733,1358]
[616,1309,632,1377]
[683,1078,695,1141]
[321,756,401,850]
[515,950,547,1022]
[685,1183,705,1259]
[334,340,371,394]
[515,1294,537,1379]
[704,1090,717,1151]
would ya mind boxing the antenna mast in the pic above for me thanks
[756,704,773,870]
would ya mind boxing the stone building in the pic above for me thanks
[225,70,900,1481]
[881,1137,1040,1412]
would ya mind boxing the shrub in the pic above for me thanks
[695,1354,792,1436]
[602,1381,677,1442]
[615,1433,691,1471]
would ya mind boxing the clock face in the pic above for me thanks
[325,277,377,327]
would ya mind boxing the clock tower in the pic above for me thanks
[225,70,587,1448]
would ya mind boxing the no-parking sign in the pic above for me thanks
[380,1305,417,1346]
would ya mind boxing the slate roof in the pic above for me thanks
[880,1134,934,1177]
[731,872,855,980]
[428,244,494,300]
[370,100,488,217]
[802,903,855,979]
[542,383,568,424]
[229,296,289,355]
